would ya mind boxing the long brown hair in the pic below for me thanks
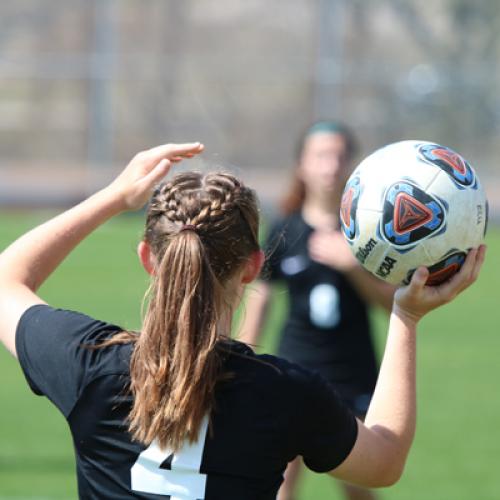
[280,121,358,215]
[107,172,260,451]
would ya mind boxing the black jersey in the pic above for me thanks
[16,304,357,500]
[264,212,378,412]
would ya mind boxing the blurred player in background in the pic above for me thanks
[0,142,484,499]
[239,122,395,500]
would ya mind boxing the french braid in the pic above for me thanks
[126,171,260,451]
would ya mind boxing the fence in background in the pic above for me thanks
[0,0,499,215]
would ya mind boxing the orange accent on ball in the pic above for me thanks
[394,193,433,235]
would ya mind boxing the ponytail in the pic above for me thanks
[98,173,259,449]
[128,230,225,451]
[118,171,260,451]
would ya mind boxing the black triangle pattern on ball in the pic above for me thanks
[417,143,476,189]
[341,188,353,227]
[340,175,361,241]
[381,181,446,248]
[395,193,434,234]
[402,251,466,286]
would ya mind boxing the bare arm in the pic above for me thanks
[343,267,396,312]
[0,143,204,358]
[330,310,417,487]
[237,280,272,347]
[328,246,485,487]
[308,229,395,312]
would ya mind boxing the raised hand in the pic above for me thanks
[393,245,486,324]
[308,229,360,272]
[108,143,204,211]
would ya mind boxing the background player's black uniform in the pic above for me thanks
[265,211,378,415]
[16,304,358,499]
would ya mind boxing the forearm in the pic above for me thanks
[331,251,484,487]
[0,142,204,358]
[364,309,417,473]
[0,187,123,291]
[345,266,395,312]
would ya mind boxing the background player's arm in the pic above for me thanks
[308,229,395,311]
[0,143,203,358]
[328,246,484,487]
[237,280,272,346]
[343,267,396,312]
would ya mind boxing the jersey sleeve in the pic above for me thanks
[261,218,288,282]
[295,369,359,473]
[15,304,123,418]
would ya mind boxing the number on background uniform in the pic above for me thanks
[309,283,341,328]
[131,416,209,499]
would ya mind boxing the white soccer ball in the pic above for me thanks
[340,140,488,285]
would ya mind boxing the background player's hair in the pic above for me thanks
[127,171,260,451]
[280,121,358,215]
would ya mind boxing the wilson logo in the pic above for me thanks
[355,238,377,264]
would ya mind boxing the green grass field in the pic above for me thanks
[0,211,499,499]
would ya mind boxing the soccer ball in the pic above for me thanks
[340,140,488,286]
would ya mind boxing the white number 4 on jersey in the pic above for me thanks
[131,416,209,499]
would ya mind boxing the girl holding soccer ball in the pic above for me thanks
[0,142,484,499]
[240,122,396,500]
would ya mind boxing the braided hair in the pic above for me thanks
[124,171,260,451]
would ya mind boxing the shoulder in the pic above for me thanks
[15,304,130,416]
[264,212,307,261]
[17,304,125,350]
[267,211,304,237]
[16,304,130,381]
[223,341,320,397]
